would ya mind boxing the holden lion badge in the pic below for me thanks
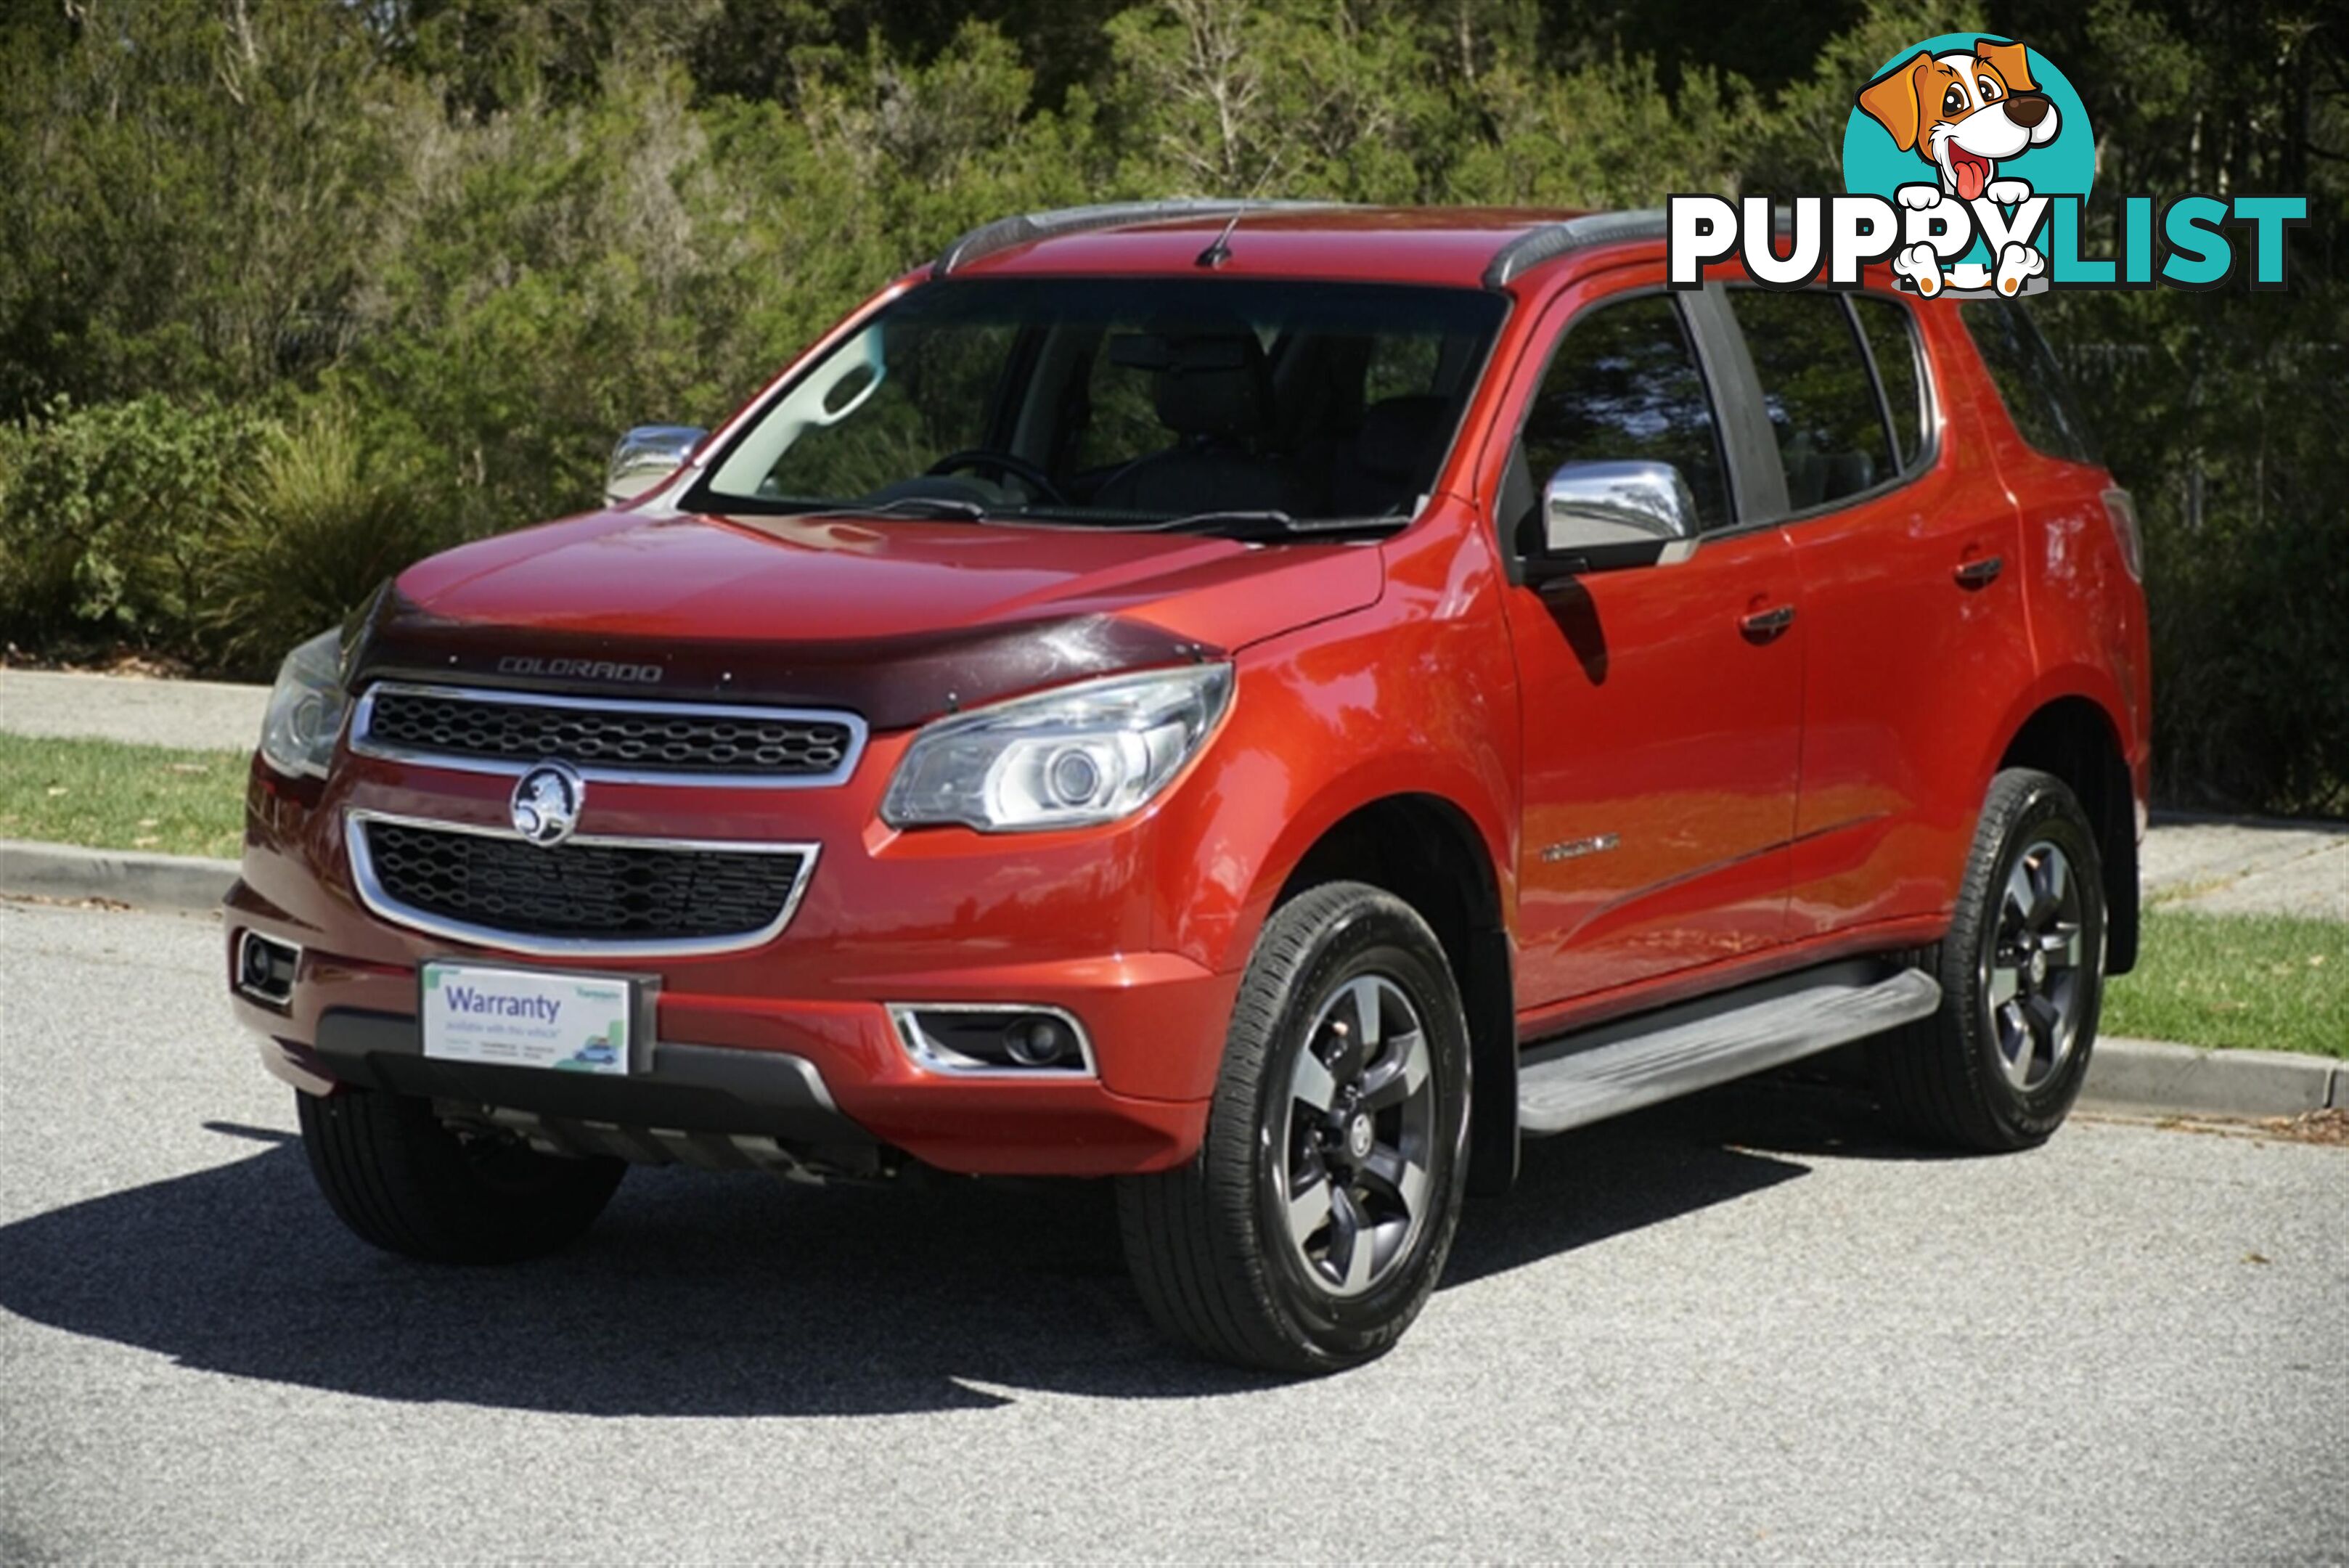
[510,762,585,847]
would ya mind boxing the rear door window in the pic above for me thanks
[1728,290,1896,511]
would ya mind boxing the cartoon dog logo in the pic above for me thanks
[1857,38,2061,298]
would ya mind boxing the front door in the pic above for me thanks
[1491,282,1803,1010]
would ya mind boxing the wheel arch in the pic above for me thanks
[1994,690,2141,975]
[1271,793,1521,1194]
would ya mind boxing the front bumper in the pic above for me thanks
[225,722,1239,1177]
[226,881,1225,1177]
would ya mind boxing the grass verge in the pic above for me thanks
[2104,907,2348,1058]
[0,732,248,860]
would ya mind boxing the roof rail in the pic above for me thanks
[932,199,1345,278]
[1483,209,1667,290]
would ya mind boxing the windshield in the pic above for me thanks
[691,277,1506,532]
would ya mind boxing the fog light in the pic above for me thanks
[1005,1014,1074,1066]
[888,1004,1094,1077]
[235,930,301,1007]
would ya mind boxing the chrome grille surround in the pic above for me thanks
[346,809,820,958]
[349,682,866,788]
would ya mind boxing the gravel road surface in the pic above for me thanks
[2,898,2342,1563]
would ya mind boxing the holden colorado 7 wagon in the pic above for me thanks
[228,202,2150,1373]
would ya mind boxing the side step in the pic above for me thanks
[1516,963,1942,1136]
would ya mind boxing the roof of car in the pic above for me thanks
[934,203,1667,291]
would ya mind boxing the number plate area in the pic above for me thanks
[420,960,647,1077]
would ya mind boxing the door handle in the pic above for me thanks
[1953,553,2005,587]
[1739,603,1795,639]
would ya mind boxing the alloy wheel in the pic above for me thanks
[1275,973,1437,1299]
[1984,839,2090,1091]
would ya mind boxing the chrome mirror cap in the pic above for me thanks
[1542,460,1699,557]
[605,425,708,507]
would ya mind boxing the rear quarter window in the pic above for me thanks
[1961,298,2101,465]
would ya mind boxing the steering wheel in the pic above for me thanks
[926,449,1069,505]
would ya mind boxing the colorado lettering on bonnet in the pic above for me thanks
[1667,33,2308,296]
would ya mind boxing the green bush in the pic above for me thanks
[203,404,457,677]
[0,395,276,660]
[2144,505,2349,817]
[0,395,450,676]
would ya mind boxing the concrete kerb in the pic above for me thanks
[2,838,2337,1124]
[0,839,238,918]
[2082,1037,2342,1120]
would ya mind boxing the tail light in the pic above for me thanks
[2100,488,2144,581]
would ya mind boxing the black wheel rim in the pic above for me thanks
[1983,838,2090,1092]
[1275,973,1436,1299]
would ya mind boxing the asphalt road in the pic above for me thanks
[2,899,2342,1563]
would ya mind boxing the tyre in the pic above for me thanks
[297,1086,625,1263]
[1874,767,2106,1151]
[1118,882,1472,1374]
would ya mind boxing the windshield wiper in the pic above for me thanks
[1144,509,1405,541]
[851,496,994,521]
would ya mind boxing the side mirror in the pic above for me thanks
[1532,460,1699,579]
[605,425,708,507]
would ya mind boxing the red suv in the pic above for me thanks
[227,203,2150,1373]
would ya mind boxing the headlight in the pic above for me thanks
[881,664,1233,832]
[257,629,350,780]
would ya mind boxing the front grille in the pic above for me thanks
[359,687,857,780]
[361,821,808,944]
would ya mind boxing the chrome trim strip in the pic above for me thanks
[348,682,869,791]
[345,809,820,960]
[886,1002,1098,1079]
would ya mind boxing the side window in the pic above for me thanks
[1729,290,1895,510]
[1519,295,1731,534]
[1961,297,2100,465]
[1852,295,1929,470]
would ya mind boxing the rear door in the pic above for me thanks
[1724,286,2036,936]
[1489,273,1804,1008]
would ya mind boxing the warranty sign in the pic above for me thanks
[421,961,642,1077]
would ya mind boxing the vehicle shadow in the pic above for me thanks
[0,1075,1905,1417]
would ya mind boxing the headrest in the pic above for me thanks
[1111,316,1267,441]
[1353,395,1449,481]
